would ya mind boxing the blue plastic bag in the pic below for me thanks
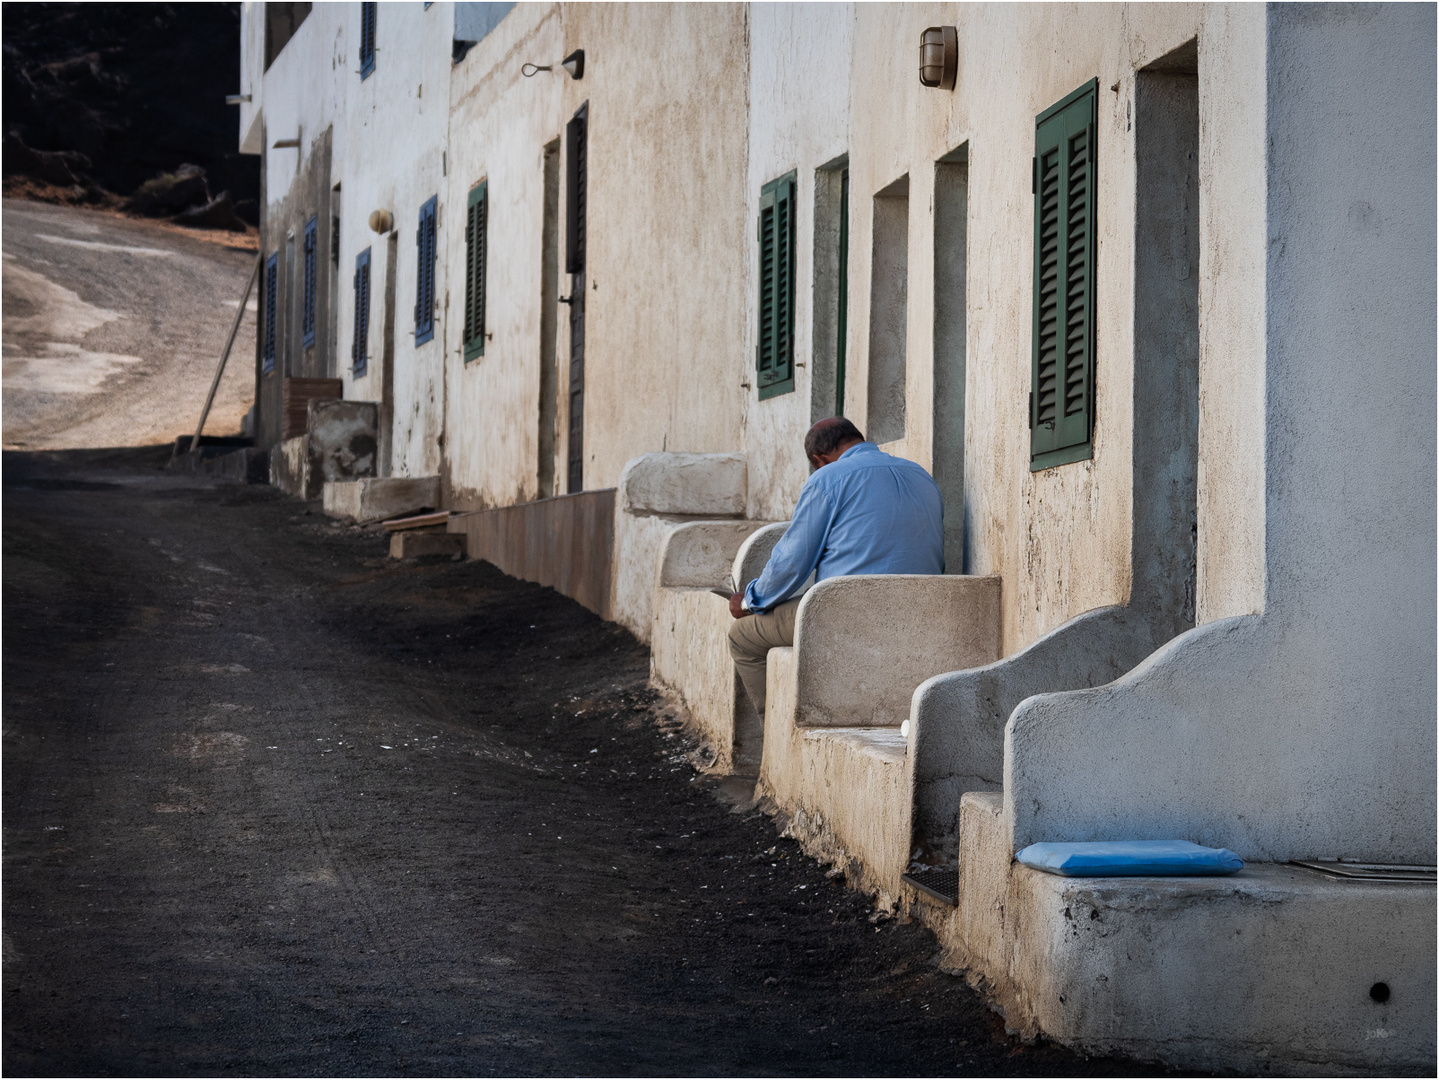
[1015,839,1244,877]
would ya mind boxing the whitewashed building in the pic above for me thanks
[238,4,1436,1072]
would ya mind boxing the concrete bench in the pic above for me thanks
[650,519,776,772]
[756,573,1001,901]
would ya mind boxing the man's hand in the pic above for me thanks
[728,592,747,620]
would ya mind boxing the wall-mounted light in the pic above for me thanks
[919,26,957,90]
[522,48,585,80]
[368,209,393,234]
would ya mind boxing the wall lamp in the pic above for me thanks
[522,49,584,80]
[368,209,393,234]
[919,26,957,90]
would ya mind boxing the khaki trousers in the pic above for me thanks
[726,598,801,716]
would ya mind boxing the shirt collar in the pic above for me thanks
[839,442,877,460]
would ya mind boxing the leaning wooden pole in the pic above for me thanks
[190,252,262,453]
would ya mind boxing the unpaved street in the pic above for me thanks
[2,199,257,450]
[3,449,1172,1077]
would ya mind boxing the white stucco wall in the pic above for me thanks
[335,2,453,479]
[248,3,452,478]
[554,4,750,491]
[444,3,563,508]
[1005,2,1436,863]
[742,4,854,521]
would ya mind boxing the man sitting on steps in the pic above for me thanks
[727,416,945,716]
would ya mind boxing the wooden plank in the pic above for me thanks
[381,511,450,532]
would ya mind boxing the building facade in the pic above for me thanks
[238,4,1436,1072]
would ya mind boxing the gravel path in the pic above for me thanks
[2,448,1183,1077]
[2,199,257,450]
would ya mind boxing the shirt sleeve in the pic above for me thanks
[743,482,833,613]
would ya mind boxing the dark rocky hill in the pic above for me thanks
[3,2,258,224]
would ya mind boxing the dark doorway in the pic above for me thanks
[565,103,588,493]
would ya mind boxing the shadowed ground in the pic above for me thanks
[1,448,1190,1077]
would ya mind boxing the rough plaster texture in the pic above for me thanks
[555,4,749,490]
[1004,3,1436,865]
[650,588,760,775]
[619,453,747,517]
[755,575,1002,901]
[742,4,854,522]
[444,3,564,509]
[609,453,752,642]
[909,604,1166,860]
[791,575,1000,729]
[269,435,314,499]
[307,399,377,483]
[731,521,788,594]
[245,2,452,478]
[757,646,910,905]
[938,792,1435,1076]
[649,520,773,772]
[323,476,441,525]
[657,519,771,590]
[842,4,1211,654]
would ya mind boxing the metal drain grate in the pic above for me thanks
[903,868,959,905]
[1290,861,1437,883]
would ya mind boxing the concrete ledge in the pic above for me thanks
[756,645,912,902]
[936,794,1437,1075]
[619,452,746,516]
[323,476,439,524]
[270,435,316,498]
[651,586,760,773]
[390,531,465,559]
[448,489,614,620]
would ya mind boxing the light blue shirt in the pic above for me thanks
[743,442,945,613]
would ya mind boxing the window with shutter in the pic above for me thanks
[262,252,278,374]
[352,247,371,377]
[463,181,488,361]
[757,171,797,401]
[302,215,317,348]
[359,3,376,79]
[1031,79,1097,471]
[414,196,437,345]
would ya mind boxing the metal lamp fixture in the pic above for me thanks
[368,209,393,234]
[919,26,957,90]
[522,48,584,80]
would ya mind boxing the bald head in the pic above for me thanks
[805,417,865,468]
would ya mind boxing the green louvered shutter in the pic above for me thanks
[463,181,487,360]
[1031,80,1097,470]
[757,171,796,400]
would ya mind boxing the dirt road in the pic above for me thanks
[2,199,257,450]
[2,449,1177,1077]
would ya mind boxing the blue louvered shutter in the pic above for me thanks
[302,216,317,348]
[463,182,487,360]
[359,3,376,79]
[352,247,371,376]
[262,252,278,374]
[756,171,796,400]
[1031,80,1097,470]
[414,196,437,345]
